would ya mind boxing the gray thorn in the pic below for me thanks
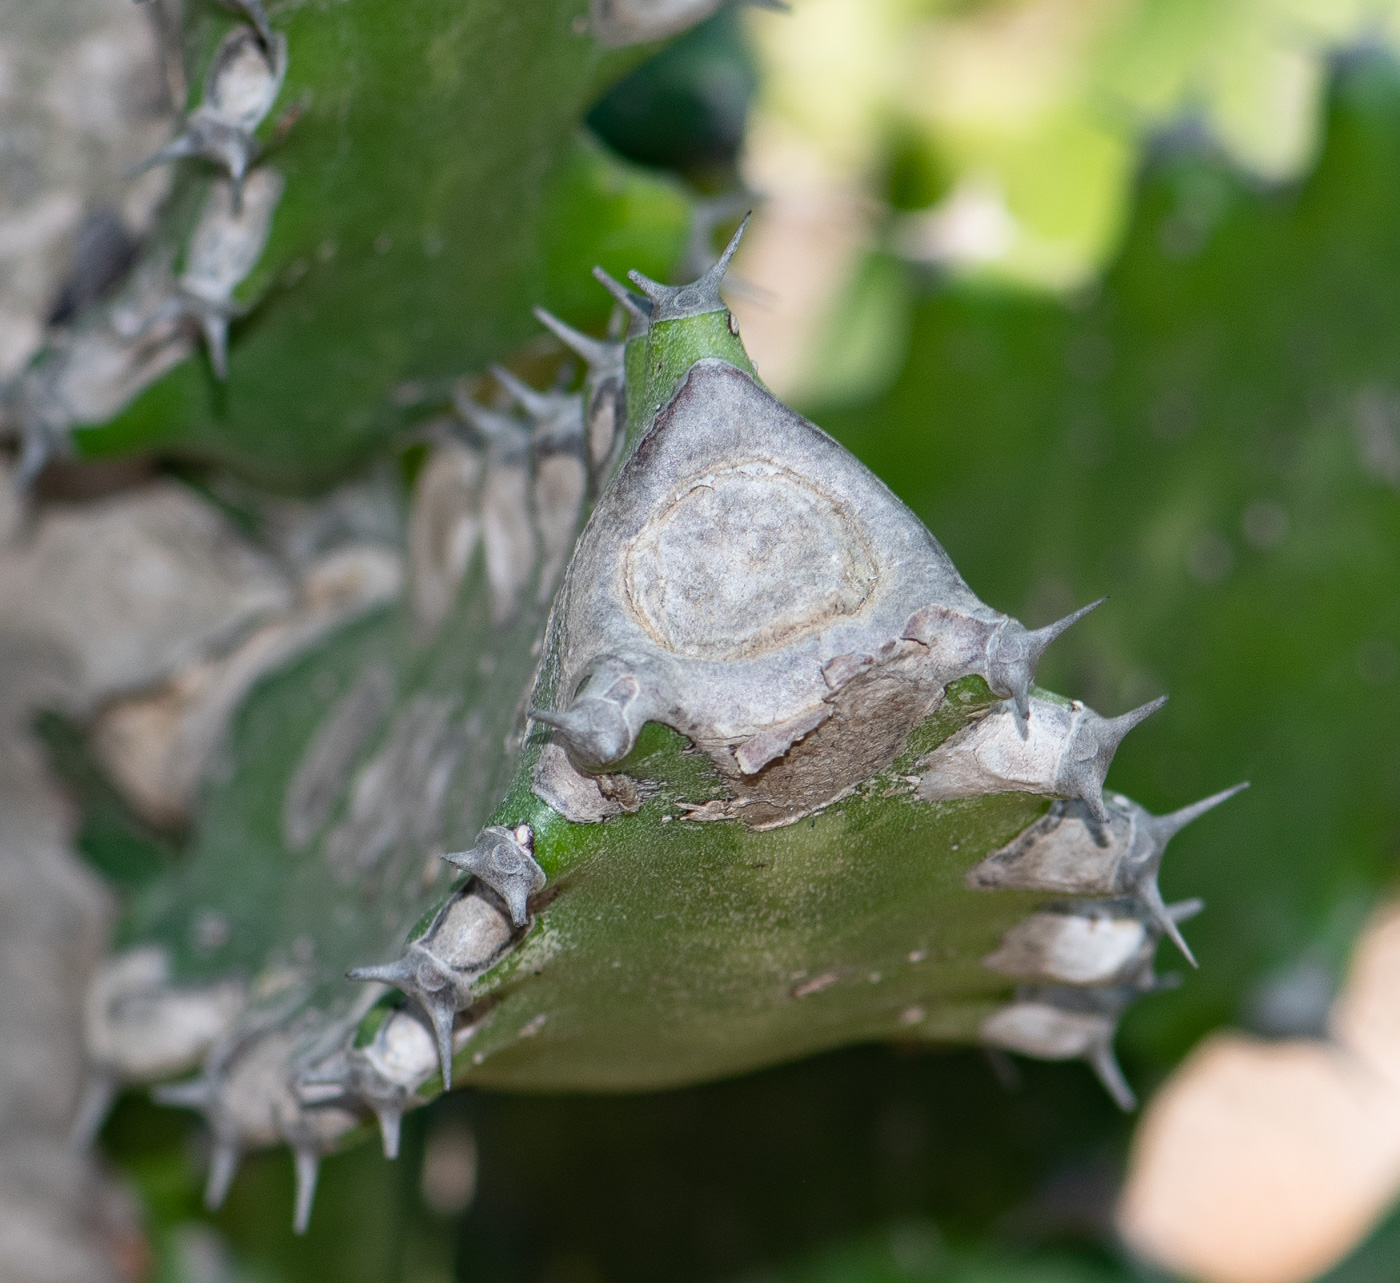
[127,134,198,178]
[206,1140,240,1210]
[530,667,639,770]
[1087,1040,1136,1111]
[224,0,275,49]
[627,213,751,323]
[198,307,232,380]
[590,267,651,330]
[152,1076,215,1110]
[989,596,1106,725]
[131,126,258,208]
[1140,880,1200,967]
[296,1051,410,1160]
[451,391,527,449]
[530,703,632,770]
[375,1105,403,1161]
[347,957,458,1090]
[490,365,552,420]
[428,997,456,1092]
[345,957,415,990]
[442,825,544,927]
[1149,781,1250,845]
[1119,782,1245,963]
[532,308,618,371]
[14,425,54,491]
[69,1072,117,1149]
[292,1147,319,1235]
[680,190,760,278]
[1060,696,1168,822]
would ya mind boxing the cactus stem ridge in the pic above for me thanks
[441,824,544,927]
[345,954,463,1083]
[130,27,287,210]
[347,887,516,1091]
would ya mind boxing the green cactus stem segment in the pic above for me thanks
[632,311,756,444]
[85,230,1229,1238]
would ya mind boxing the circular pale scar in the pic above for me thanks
[623,462,878,661]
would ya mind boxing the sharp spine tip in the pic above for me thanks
[1088,1043,1137,1112]
[346,961,403,986]
[1112,694,1169,741]
[69,1073,116,1150]
[590,267,650,324]
[1140,877,1198,968]
[711,211,750,278]
[1154,780,1250,841]
[489,364,548,417]
[376,1106,403,1161]
[532,307,611,367]
[206,1141,239,1211]
[1032,596,1107,652]
[429,1001,455,1092]
[624,269,662,301]
[292,1147,319,1235]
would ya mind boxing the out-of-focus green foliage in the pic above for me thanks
[588,8,758,180]
[748,0,1400,287]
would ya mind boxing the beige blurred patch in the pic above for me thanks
[92,544,403,828]
[1119,901,1400,1283]
[729,116,873,400]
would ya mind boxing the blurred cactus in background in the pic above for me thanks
[0,3,1397,1283]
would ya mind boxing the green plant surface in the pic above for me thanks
[816,55,1400,1069]
[463,682,1051,1093]
[69,0,689,490]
